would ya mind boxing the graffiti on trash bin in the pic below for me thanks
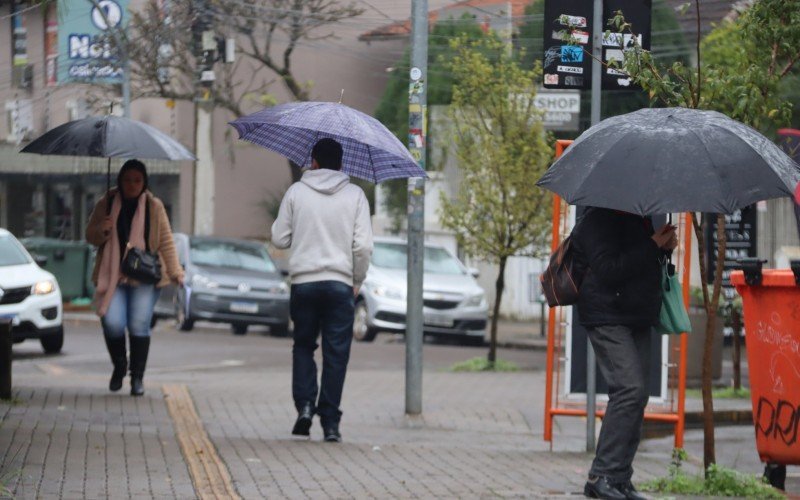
[753,313,800,394]
[756,397,800,446]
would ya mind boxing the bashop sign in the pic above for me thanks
[58,0,130,84]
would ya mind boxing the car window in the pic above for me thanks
[372,242,464,275]
[190,240,277,273]
[0,235,31,267]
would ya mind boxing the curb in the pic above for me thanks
[643,408,753,439]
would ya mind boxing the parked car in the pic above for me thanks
[354,237,488,345]
[153,234,290,335]
[0,228,64,353]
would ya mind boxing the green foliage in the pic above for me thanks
[449,357,519,372]
[615,0,800,132]
[439,35,552,263]
[642,458,783,498]
[374,15,490,232]
[686,387,750,399]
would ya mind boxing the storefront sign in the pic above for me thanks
[705,207,758,300]
[57,0,130,84]
[533,90,581,131]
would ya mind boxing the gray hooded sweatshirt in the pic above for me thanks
[271,169,373,287]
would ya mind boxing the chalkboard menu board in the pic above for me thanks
[705,206,758,300]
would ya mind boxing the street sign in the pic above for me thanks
[534,89,581,131]
[542,0,652,91]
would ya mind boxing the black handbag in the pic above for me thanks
[122,246,162,284]
[121,199,162,284]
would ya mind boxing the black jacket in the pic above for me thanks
[573,208,663,328]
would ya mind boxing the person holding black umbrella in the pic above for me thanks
[85,160,184,396]
[574,208,677,500]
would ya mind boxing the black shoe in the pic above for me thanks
[323,423,341,443]
[615,481,647,500]
[292,403,314,436]
[130,377,144,396]
[110,358,127,392]
[584,476,626,499]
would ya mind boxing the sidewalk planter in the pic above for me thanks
[732,268,800,489]
[21,238,91,301]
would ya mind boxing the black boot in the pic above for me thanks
[292,402,314,436]
[104,335,127,392]
[129,336,150,396]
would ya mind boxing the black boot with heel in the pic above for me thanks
[129,336,150,396]
[104,335,127,392]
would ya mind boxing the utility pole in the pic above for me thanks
[192,0,216,236]
[406,0,428,415]
[585,0,603,454]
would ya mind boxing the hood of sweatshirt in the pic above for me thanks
[300,169,351,195]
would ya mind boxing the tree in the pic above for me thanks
[373,15,490,231]
[613,0,800,472]
[95,0,364,179]
[439,36,552,366]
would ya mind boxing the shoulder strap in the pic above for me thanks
[144,197,151,252]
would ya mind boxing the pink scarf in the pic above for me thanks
[94,192,148,317]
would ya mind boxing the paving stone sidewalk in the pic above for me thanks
[0,364,698,499]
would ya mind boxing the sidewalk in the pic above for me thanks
[1,363,700,498]
[1,315,764,499]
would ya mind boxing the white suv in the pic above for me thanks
[0,228,63,353]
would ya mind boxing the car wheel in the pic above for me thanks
[353,300,377,342]
[232,323,248,335]
[270,323,290,337]
[175,294,194,332]
[40,326,64,354]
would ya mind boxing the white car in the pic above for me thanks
[354,237,488,345]
[0,228,63,353]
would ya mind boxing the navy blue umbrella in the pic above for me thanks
[229,102,426,183]
[537,107,800,215]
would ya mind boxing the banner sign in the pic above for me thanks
[57,0,130,84]
[543,0,652,91]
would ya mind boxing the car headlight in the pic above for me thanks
[464,293,486,307]
[192,274,219,289]
[32,280,56,295]
[371,284,405,300]
[268,282,289,294]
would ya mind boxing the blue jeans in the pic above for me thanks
[101,284,160,339]
[290,280,354,426]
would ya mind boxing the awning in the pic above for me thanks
[0,144,184,175]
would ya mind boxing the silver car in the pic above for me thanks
[153,234,290,336]
[354,237,488,345]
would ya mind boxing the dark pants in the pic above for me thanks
[587,324,652,483]
[290,280,354,426]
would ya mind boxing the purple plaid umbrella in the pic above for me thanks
[229,102,426,183]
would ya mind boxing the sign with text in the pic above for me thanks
[542,0,651,91]
[534,90,581,131]
[57,0,130,84]
[705,206,758,300]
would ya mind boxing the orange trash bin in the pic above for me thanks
[732,267,800,481]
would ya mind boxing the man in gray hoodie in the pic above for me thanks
[271,138,373,442]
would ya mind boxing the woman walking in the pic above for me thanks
[86,160,183,396]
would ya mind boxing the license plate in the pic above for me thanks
[230,301,258,314]
[425,314,453,327]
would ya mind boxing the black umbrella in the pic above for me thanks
[20,115,196,191]
[537,107,800,215]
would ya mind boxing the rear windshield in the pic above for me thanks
[190,240,277,273]
[371,242,464,275]
[0,235,31,267]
